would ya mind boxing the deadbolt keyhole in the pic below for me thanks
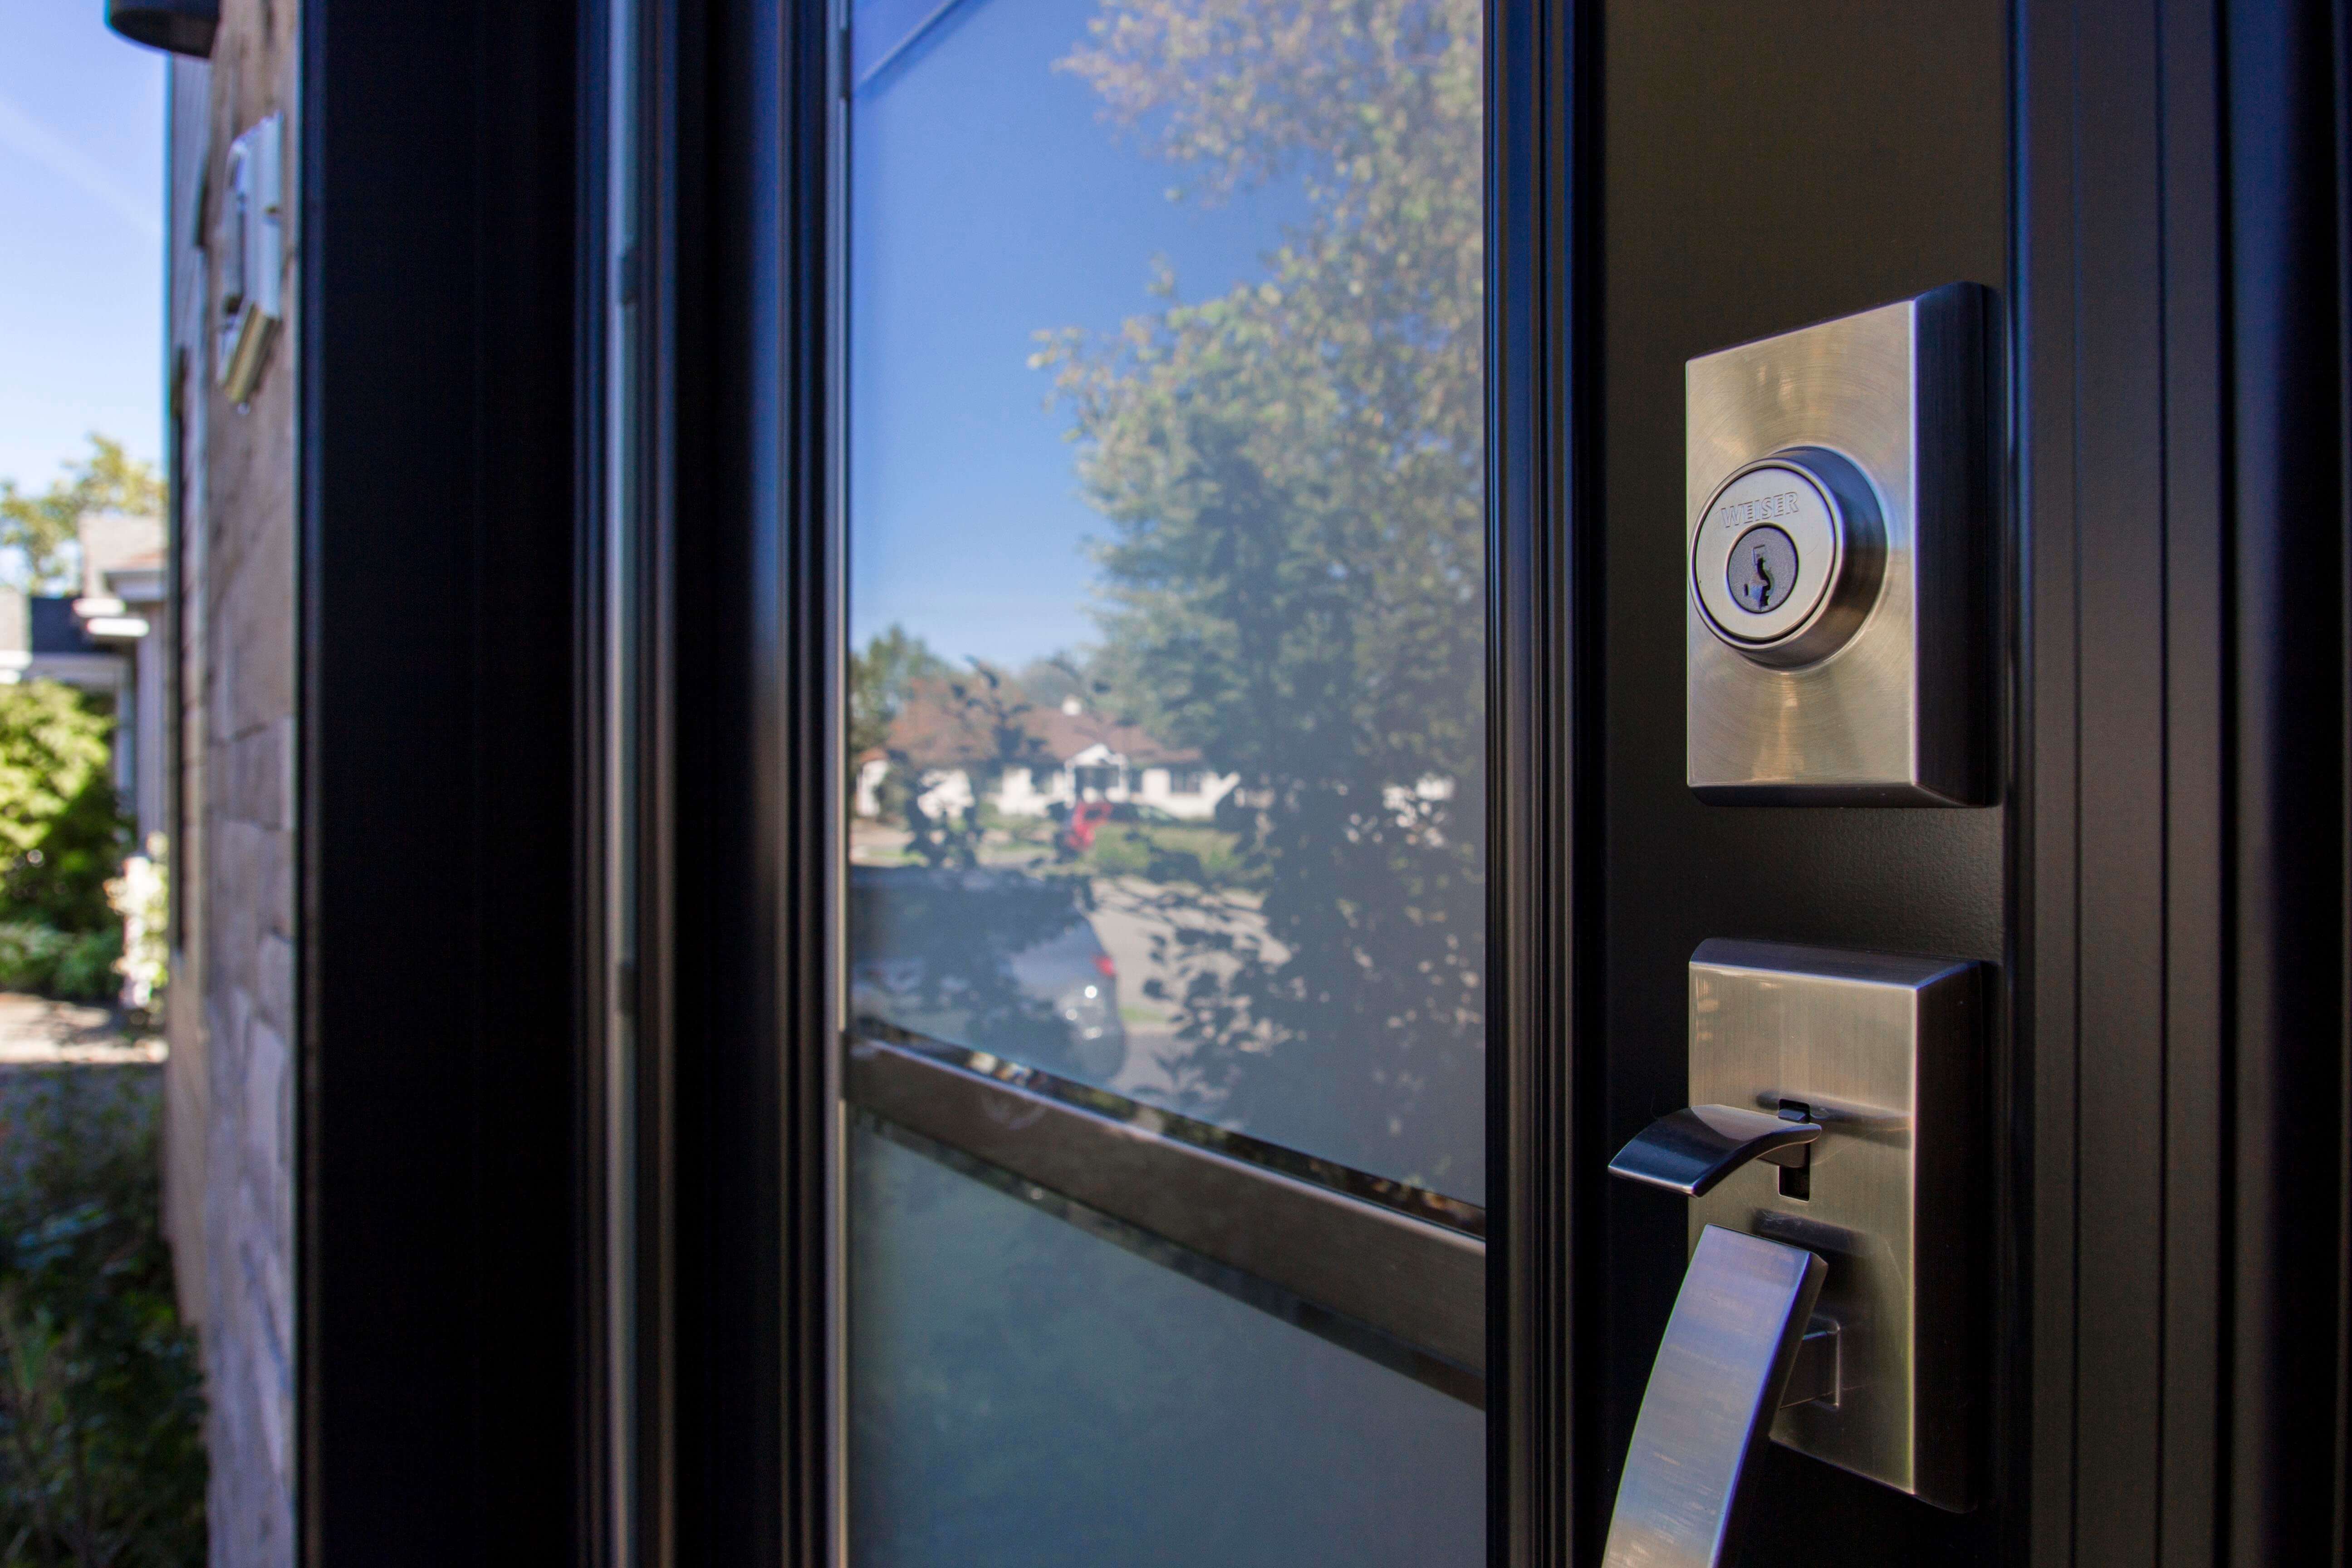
[1727,524,1799,614]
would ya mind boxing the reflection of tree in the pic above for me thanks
[1038,0,1484,1196]
[1011,652,1100,715]
[850,626,948,775]
[889,665,1059,869]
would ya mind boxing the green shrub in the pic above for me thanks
[0,1068,206,1565]
[5,776,126,937]
[50,930,124,1005]
[1083,823,1261,889]
[0,684,123,936]
[0,924,69,997]
[0,925,117,1005]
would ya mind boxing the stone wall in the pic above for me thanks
[162,0,299,1558]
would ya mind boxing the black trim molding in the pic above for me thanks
[299,0,584,1558]
[2017,0,2352,1560]
[1485,0,1584,1558]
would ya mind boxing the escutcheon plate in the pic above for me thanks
[1686,939,1981,1510]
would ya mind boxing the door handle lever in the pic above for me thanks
[1607,1103,1823,1197]
[1602,1225,1828,1568]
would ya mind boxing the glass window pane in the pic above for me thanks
[848,0,1487,1202]
[848,1122,1485,1568]
[844,0,1485,1548]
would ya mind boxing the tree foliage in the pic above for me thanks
[0,440,162,596]
[848,625,949,771]
[1039,0,1485,1194]
[895,665,1058,870]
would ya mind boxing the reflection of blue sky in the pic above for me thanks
[849,0,1304,668]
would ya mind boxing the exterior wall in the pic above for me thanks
[161,55,210,1341]
[123,605,169,844]
[163,0,299,1558]
[76,514,170,839]
[135,625,167,841]
[0,588,130,694]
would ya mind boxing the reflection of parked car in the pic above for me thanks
[848,865,1126,1079]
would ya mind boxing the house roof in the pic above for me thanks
[878,676,1201,769]
[1030,699,1200,766]
[77,512,165,599]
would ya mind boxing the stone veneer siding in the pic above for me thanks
[162,0,299,1559]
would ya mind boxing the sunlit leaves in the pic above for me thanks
[1040,0,1485,1192]
[0,437,162,595]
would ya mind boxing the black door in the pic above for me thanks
[1599,5,2007,1562]
[583,0,2352,1561]
[1479,0,2352,1564]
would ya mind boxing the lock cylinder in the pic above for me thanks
[1689,447,1885,668]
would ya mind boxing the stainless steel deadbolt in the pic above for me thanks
[1690,448,1883,667]
[1685,285,1990,804]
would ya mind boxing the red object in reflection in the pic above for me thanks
[1060,799,1115,853]
[1093,953,1117,979]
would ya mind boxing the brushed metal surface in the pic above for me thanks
[1602,1225,1826,1568]
[1687,940,1980,1509]
[1685,285,1988,804]
[1607,1103,1823,1197]
[1781,1321,1842,1409]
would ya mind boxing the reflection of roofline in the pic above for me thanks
[883,676,1204,769]
[76,511,166,601]
[103,566,167,604]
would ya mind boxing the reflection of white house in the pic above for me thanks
[855,689,1238,822]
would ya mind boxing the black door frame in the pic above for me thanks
[2015,0,2350,1558]
[288,0,2348,1562]
[1484,0,1583,1554]
[296,0,584,1559]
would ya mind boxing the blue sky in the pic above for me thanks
[0,2,166,495]
[1,0,1300,654]
[849,0,1303,670]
